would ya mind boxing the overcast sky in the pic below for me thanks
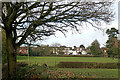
[36,1,119,48]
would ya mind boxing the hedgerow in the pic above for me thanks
[57,62,118,69]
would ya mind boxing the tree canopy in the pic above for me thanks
[1,2,114,47]
[80,44,85,49]
[90,39,102,56]
[106,27,118,56]
[51,43,61,47]
[106,28,118,38]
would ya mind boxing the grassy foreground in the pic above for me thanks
[17,56,118,78]
[57,68,118,78]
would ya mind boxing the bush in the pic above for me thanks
[57,62,118,69]
[18,52,28,56]
[16,64,48,79]
[2,62,28,79]
[17,62,28,68]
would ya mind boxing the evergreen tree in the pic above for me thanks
[90,40,102,56]
[106,28,119,57]
[80,44,85,50]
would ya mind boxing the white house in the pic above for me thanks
[72,51,79,55]
[81,50,87,55]
[52,46,87,55]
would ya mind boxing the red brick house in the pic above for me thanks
[102,47,108,57]
[114,37,118,48]
[102,37,118,57]
[18,47,28,54]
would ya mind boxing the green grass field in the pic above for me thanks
[17,56,118,78]
[17,56,118,66]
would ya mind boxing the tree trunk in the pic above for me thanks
[6,34,17,79]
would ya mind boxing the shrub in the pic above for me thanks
[2,62,28,79]
[48,70,76,79]
[57,62,118,69]
[17,62,28,68]
[16,64,48,79]
[18,52,28,56]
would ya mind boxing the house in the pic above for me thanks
[114,37,118,48]
[17,45,88,56]
[18,47,28,54]
[101,47,108,57]
[74,47,87,55]
[82,50,87,55]
[51,46,73,55]
[102,37,118,57]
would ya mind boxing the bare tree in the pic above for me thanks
[1,1,114,79]
[51,43,61,47]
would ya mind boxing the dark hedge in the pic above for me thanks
[57,62,118,69]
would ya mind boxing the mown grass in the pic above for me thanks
[17,56,118,66]
[17,56,119,78]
